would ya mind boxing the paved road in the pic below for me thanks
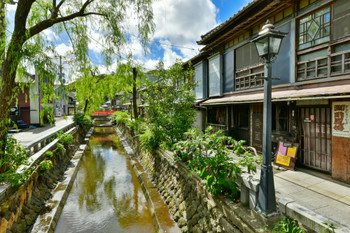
[11,116,74,147]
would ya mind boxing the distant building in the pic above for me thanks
[54,86,75,116]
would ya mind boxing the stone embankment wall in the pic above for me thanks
[0,126,89,233]
[118,125,266,233]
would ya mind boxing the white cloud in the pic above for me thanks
[55,43,73,56]
[42,28,58,41]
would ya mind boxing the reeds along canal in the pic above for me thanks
[54,127,155,233]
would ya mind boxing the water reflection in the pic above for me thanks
[55,127,155,233]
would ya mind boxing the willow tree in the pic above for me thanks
[114,59,144,119]
[0,0,154,154]
[75,66,115,115]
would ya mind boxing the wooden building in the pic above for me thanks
[189,0,350,183]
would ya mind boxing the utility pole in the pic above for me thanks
[132,67,138,120]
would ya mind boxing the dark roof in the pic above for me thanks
[197,0,292,47]
[199,0,261,44]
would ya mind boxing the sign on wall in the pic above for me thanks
[274,141,299,170]
[332,101,350,138]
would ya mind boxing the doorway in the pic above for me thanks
[300,107,332,172]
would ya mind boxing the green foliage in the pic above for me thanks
[39,161,53,175]
[114,111,130,125]
[0,0,155,157]
[238,152,262,174]
[322,221,338,232]
[40,104,55,126]
[74,111,91,126]
[55,130,64,139]
[264,217,306,233]
[173,127,241,199]
[56,143,66,156]
[45,151,53,158]
[138,127,158,150]
[232,139,247,155]
[143,60,197,148]
[58,134,74,146]
[0,137,30,186]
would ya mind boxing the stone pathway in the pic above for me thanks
[273,167,350,232]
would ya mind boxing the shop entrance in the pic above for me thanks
[300,107,332,172]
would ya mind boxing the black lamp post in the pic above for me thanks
[252,20,286,216]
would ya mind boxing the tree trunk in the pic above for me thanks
[83,99,89,115]
[132,68,138,120]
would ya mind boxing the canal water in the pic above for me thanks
[55,127,155,233]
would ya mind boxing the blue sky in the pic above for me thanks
[6,0,252,78]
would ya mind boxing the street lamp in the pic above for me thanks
[252,20,286,217]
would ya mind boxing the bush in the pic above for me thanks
[114,111,130,125]
[173,127,241,199]
[39,161,53,175]
[138,127,158,150]
[56,143,66,156]
[59,133,73,146]
[0,136,30,186]
[45,151,53,158]
[173,127,262,200]
[74,111,91,126]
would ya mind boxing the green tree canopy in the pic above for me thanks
[143,60,196,148]
[0,0,154,154]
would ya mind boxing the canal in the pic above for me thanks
[55,127,155,233]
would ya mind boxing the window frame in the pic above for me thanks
[297,5,331,50]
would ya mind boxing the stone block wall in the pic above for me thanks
[0,126,89,233]
[118,125,266,233]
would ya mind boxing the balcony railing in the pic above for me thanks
[297,49,350,81]
[235,65,264,91]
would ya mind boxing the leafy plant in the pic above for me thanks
[56,143,66,156]
[323,221,338,232]
[55,130,64,139]
[0,137,30,186]
[39,161,53,175]
[238,151,262,174]
[264,217,306,233]
[40,104,55,126]
[45,151,53,158]
[173,127,241,199]
[138,127,158,150]
[74,111,92,126]
[59,133,74,146]
[114,111,130,125]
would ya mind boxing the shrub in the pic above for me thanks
[45,151,53,158]
[59,133,74,146]
[56,143,66,156]
[39,161,53,175]
[173,127,262,200]
[173,127,241,199]
[138,127,158,150]
[74,111,91,126]
[0,136,30,186]
[113,111,130,125]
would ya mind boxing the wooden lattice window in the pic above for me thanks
[298,7,330,49]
